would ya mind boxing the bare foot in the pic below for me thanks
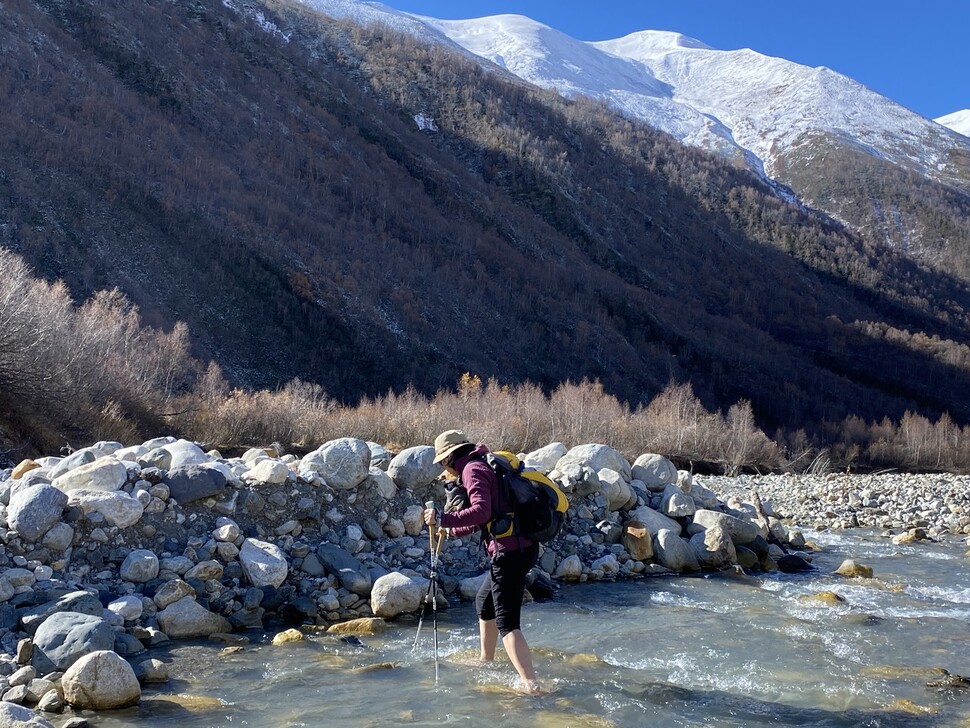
[518,679,542,694]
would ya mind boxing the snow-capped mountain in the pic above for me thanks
[297,2,970,191]
[937,110,970,139]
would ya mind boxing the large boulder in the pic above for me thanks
[556,445,631,482]
[366,442,393,471]
[300,438,370,489]
[239,539,288,588]
[690,523,737,569]
[7,484,68,541]
[661,483,696,518]
[370,572,422,617]
[32,612,115,674]
[61,650,141,709]
[363,467,397,500]
[19,591,103,635]
[52,458,127,493]
[66,489,144,528]
[317,543,372,596]
[163,465,228,505]
[628,505,682,537]
[692,509,760,545]
[523,443,568,474]
[163,439,210,469]
[243,459,290,485]
[631,454,678,490]
[386,446,441,491]
[157,597,232,638]
[598,468,636,511]
[47,448,97,480]
[654,529,700,572]
[553,554,584,581]
[0,703,55,727]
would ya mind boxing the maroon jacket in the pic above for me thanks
[438,444,534,555]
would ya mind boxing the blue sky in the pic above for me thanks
[385,0,968,119]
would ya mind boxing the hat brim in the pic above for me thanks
[433,443,467,464]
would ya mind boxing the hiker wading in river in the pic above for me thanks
[423,430,542,693]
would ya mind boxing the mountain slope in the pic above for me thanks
[375,9,970,281]
[2,0,970,438]
[938,110,970,138]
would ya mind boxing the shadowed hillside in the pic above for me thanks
[2,0,970,443]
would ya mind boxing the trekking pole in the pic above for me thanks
[412,501,437,652]
[424,500,442,685]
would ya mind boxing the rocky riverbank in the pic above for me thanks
[0,437,959,725]
[707,472,970,540]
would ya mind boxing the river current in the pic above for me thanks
[93,529,970,727]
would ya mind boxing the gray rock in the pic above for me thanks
[120,550,159,583]
[689,523,737,569]
[41,522,75,552]
[366,442,392,471]
[629,505,683,537]
[157,597,232,639]
[52,458,127,493]
[61,650,141,710]
[7,485,68,542]
[654,529,701,572]
[163,465,228,505]
[317,543,372,596]
[632,454,678,490]
[32,612,115,675]
[363,467,397,500]
[371,572,422,617]
[556,444,632,482]
[523,443,568,474]
[300,438,371,490]
[133,658,169,684]
[661,483,696,518]
[19,591,103,635]
[163,439,209,470]
[386,446,441,491]
[244,460,289,485]
[239,539,288,588]
[66,489,144,527]
[692,509,760,545]
[0,702,55,727]
[0,578,14,604]
[107,596,143,622]
[153,580,196,610]
[47,449,97,480]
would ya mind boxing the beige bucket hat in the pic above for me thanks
[433,430,472,464]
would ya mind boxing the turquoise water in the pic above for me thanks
[92,530,970,727]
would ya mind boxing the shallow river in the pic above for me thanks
[94,530,970,727]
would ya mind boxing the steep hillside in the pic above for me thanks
[938,110,970,139]
[2,0,970,438]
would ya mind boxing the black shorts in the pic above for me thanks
[475,543,540,637]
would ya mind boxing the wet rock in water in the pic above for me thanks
[0,702,55,727]
[31,612,115,675]
[553,554,583,581]
[327,617,386,635]
[271,628,305,645]
[735,545,760,570]
[156,597,232,639]
[386,446,441,492]
[777,554,814,573]
[62,650,141,710]
[133,658,169,684]
[800,591,847,606]
[835,559,873,578]
[525,569,556,601]
[370,572,422,618]
[690,523,737,570]
[692,509,760,545]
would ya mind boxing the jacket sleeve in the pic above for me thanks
[439,461,494,535]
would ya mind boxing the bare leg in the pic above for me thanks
[502,629,540,692]
[479,619,498,662]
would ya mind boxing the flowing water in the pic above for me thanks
[93,530,970,727]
